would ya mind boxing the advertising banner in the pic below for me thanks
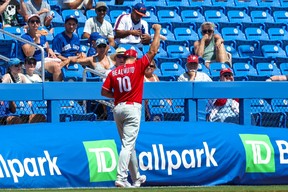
[0,121,288,188]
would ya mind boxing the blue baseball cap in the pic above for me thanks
[89,32,102,43]
[65,15,78,24]
[133,3,146,17]
[7,58,23,67]
[95,38,108,46]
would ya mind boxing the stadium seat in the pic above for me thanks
[256,61,281,77]
[53,27,65,37]
[211,0,235,7]
[267,27,288,41]
[244,27,269,41]
[0,40,18,58]
[142,45,168,59]
[62,63,85,81]
[31,101,47,115]
[86,9,96,19]
[279,0,288,6]
[51,10,64,27]
[166,0,190,6]
[142,6,159,23]
[158,57,184,79]
[173,22,199,42]
[209,63,230,80]
[188,0,212,6]
[61,10,87,27]
[271,99,288,112]
[234,0,258,7]
[147,99,173,121]
[156,6,182,23]
[236,40,263,58]
[166,44,190,59]
[261,44,287,58]
[15,101,34,115]
[149,22,175,41]
[60,100,85,115]
[250,10,275,24]
[227,10,252,24]
[233,62,258,77]
[221,27,246,41]
[197,63,211,76]
[257,0,281,7]
[204,9,229,24]
[180,8,205,24]
[3,26,25,40]
[276,57,288,75]
[272,10,288,24]
[142,0,167,6]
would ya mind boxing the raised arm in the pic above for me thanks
[146,24,161,62]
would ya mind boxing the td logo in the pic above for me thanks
[83,140,118,182]
[240,134,275,173]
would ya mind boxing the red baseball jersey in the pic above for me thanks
[102,54,150,106]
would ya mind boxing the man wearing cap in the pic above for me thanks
[207,68,240,124]
[194,22,231,68]
[114,2,151,46]
[83,2,115,47]
[178,55,212,82]
[101,24,161,188]
[52,15,86,66]
[23,56,42,83]
[57,0,92,10]
[26,0,53,28]
[20,14,64,81]
[110,47,126,69]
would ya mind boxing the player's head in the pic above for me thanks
[131,3,146,23]
[186,55,199,73]
[123,49,138,63]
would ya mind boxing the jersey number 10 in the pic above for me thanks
[117,76,132,93]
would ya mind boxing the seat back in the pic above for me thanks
[61,10,86,27]
[166,45,190,59]
[51,10,64,27]
[261,44,287,58]
[221,27,246,41]
[272,99,288,112]
[256,62,281,76]
[227,10,252,23]
[209,63,231,78]
[204,10,229,24]
[244,27,269,41]
[250,10,275,24]
[233,63,258,76]
[180,9,205,23]
[62,63,85,81]
[157,8,182,23]
[268,27,288,41]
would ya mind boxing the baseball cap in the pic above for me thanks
[65,15,78,24]
[95,38,108,46]
[28,14,40,22]
[89,32,102,43]
[96,2,108,9]
[7,58,22,67]
[187,55,199,64]
[124,49,138,58]
[220,68,233,76]
[133,3,147,17]
[25,56,37,64]
[110,47,127,61]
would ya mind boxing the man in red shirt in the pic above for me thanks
[101,24,161,188]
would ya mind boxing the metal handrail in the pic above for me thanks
[0,29,45,81]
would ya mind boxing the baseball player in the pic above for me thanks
[101,24,162,188]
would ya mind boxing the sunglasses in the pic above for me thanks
[202,29,214,34]
[223,74,233,78]
[29,20,40,24]
[27,62,36,66]
[97,8,107,12]
[149,65,156,68]
[13,64,22,68]
[97,44,107,48]
[116,55,126,59]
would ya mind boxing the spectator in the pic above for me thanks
[266,75,288,81]
[71,38,114,74]
[114,3,151,47]
[194,22,231,68]
[87,32,102,56]
[0,101,22,125]
[23,56,42,83]
[110,47,126,69]
[178,55,212,82]
[82,2,115,47]
[1,58,46,123]
[25,0,53,29]
[206,68,239,124]
[20,14,65,81]
[52,15,86,66]
[0,0,28,28]
[57,0,93,10]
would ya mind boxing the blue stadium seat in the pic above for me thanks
[271,99,288,112]
[142,45,168,59]
[15,101,33,115]
[197,63,211,76]
[158,57,184,79]
[172,22,199,42]
[256,61,281,77]
[261,44,287,58]
[60,100,85,115]
[51,10,64,27]
[4,26,25,40]
[233,62,258,77]
[204,9,229,24]
[147,99,173,121]
[209,63,231,80]
[149,22,175,41]
[142,0,167,6]
[53,27,65,37]
[279,0,288,6]
[234,0,258,7]
[227,10,252,23]
[166,44,190,59]
[276,57,288,75]
[109,5,132,24]
[0,40,18,58]
[142,6,159,23]
[244,27,269,41]
[236,40,262,58]
[188,0,212,6]
[257,0,281,7]
[156,6,182,23]
[221,27,246,41]
[211,0,235,7]
[166,0,190,6]
[272,10,288,24]
[62,63,85,81]
[86,9,96,19]
[250,10,275,24]
[180,8,205,23]
[61,10,87,27]
[224,40,240,58]
[267,27,288,41]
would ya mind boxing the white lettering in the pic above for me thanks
[276,140,288,164]
[246,141,271,164]
[89,148,117,172]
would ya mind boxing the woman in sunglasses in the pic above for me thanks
[194,22,230,68]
